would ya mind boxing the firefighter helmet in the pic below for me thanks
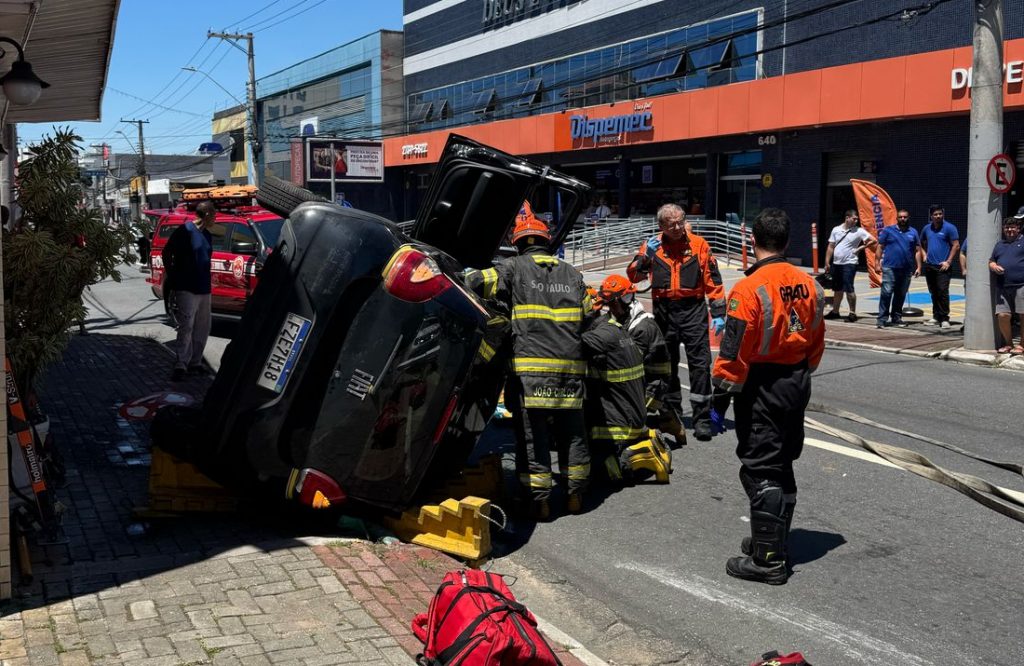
[599,274,637,301]
[511,200,551,244]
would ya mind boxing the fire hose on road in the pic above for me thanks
[805,403,1024,524]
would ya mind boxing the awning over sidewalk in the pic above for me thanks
[0,0,120,123]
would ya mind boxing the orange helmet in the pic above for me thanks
[600,274,636,302]
[511,200,551,244]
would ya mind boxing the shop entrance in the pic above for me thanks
[717,151,762,226]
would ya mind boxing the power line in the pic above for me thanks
[226,0,283,30]
[107,87,208,118]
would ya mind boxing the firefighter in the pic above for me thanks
[710,208,826,585]
[599,274,686,447]
[581,297,667,484]
[465,204,591,519]
[628,204,725,441]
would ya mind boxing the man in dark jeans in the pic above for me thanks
[164,201,215,381]
[919,205,960,329]
[876,209,922,328]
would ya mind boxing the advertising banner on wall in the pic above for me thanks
[306,140,384,183]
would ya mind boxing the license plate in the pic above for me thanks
[257,313,313,394]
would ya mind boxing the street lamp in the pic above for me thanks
[181,66,244,106]
[0,36,49,105]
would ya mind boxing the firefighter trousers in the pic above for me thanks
[654,298,712,427]
[507,381,589,501]
[733,360,811,493]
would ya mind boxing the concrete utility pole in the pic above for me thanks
[207,31,259,186]
[121,118,149,218]
[965,0,1003,350]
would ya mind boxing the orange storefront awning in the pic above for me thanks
[385,38,1024,167]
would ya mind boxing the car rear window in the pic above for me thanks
[254,217,284,248]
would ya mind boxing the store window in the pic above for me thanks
[406,9,760,131]
[719,151,763,226]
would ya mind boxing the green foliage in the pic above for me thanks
[3,127,133,391]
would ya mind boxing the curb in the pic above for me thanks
[825,338,1024,371]
[533,615,612,666]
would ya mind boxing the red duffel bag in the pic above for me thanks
[751,651,812,666]
[411,569,562,666]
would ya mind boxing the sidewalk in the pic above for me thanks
[0,334,593,666]
[582,260,1024,372]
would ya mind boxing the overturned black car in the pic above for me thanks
[152,135,591,512]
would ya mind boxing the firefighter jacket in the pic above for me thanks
[582,313,647,444]
[712,256,826,393]
[624,300,672,393]
[465,246,591,409]
[627,232,726,317]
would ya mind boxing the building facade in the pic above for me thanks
[255,30,404,215]
[212,104,249,185]
[388,0,1024,264]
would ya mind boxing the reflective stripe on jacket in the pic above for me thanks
[625,300,672,384]
[712,256,826,393]
[465,248,590,409]
[627,232,726,317]
[582,314,647,442]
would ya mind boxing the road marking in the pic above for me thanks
[679,381,1024,503]
[617,563,935,666]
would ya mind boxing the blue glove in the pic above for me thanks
[711,316,726,336]
[710,407,727,435]
[645,236,662,255]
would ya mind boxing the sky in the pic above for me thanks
[18,0,404,157]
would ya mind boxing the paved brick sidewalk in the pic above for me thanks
[0,334,591,665]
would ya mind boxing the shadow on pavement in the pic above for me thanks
[2,334,356,613]
[788,528,847,566]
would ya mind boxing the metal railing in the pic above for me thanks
[561,216,752,270]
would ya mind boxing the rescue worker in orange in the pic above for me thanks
[711,208,826,585]
[627,204,726,441]
[599,274,685,447]
[465,203,591,519]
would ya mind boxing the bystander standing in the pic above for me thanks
[875,209,921,328]
[824,210,876,322]
[989,215,1024,353]
[919,205,960,329]
[163,201,215,381]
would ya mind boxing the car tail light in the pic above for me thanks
[432,393,460,445]
[288,468,346,509]
[382,246,452,302]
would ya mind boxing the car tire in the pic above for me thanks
[256,175,329,218]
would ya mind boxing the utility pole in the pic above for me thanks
[208,31,259,186]
[965,0,1003,350]
[90,142,110,223]
[121,119,149,220]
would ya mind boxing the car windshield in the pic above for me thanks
[254,217,285,248]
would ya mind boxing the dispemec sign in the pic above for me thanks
[570,111,653,140]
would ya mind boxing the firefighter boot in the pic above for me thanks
[657,406,687,448]
[741,498,795,556]
[727,510,789,585]
[567,492,583,514]
[530,498,551,522]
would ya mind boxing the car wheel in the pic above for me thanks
[256,175,329,218]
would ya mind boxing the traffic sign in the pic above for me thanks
[986,153,1016,194]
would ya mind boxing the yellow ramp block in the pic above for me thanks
[141,447,240,515]
[382,496,492,561]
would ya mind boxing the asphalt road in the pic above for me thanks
[84,265,1023,665]
[494,349,1024,666]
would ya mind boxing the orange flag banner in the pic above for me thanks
[851,179,898,288]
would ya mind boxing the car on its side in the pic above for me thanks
[152,135,592,512]
[146,188,285,318]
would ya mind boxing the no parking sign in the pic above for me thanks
[986,153,1016,194]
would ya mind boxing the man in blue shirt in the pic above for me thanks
[164,201,215,381]
[918,205,960,329]
[990,215,1024,352]
[875,209,922,328]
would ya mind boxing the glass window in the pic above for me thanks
[229,223,260,254]
[721,151,763,176]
